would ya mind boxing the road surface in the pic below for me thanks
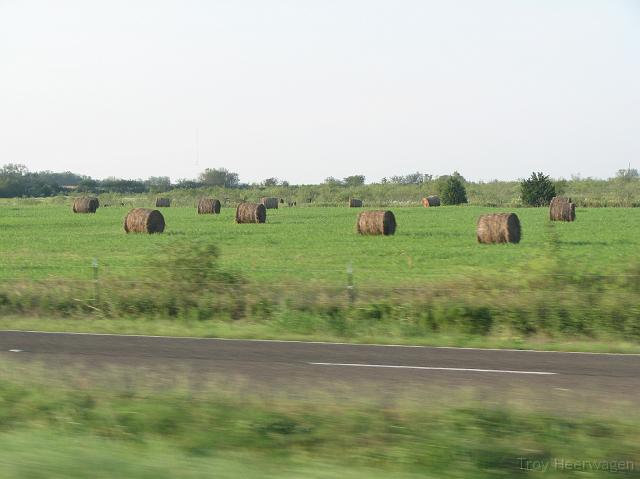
[0,330,638,404]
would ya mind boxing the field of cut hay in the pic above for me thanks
[1,202,638,285]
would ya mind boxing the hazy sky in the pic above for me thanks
[1,1,639,184]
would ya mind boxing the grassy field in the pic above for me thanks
[1,201,639,349]
[1,202,638,283]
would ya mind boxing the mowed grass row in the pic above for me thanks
[0,203,639,285]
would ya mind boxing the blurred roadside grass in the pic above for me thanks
[0,361,637,478]
[2,315,640,354]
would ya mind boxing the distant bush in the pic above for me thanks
[438,172,468,205]
[520,172,556,206]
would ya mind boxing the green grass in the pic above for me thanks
[0,433,430,479]
[1,203,638,284]
[1,202,639,351]
[0,363,637,478]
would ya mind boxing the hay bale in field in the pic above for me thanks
[549,196,576,222]
[155,197,171,207]
[476,213,521,244]
[197,198,221,214]
[123,208,165,234]
[356,210,396,236]
[421,196,441,207]
[260,197,279,209]
[72,197,99,213]
[349,198,363,208]
[236,203,266,224]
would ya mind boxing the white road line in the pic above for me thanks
[8,349,23,353]
[0,329,638,356]
[309,362,557,375]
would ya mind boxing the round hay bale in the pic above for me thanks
[72,197,99,213]
[549,196,576,222]
[422,196,441,207]
[349,198,363,208]
[123,208,165,234]
[155,197,171,207]
[477,213,521,244]
[357,210,396,236]
[236,203,266,224]
[197,198,221,214]
[260,197,279,209]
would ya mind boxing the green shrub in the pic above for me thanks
[438,172,468,205]
[520,172,556,206]
[160,240,243,287]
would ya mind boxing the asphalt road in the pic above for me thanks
[1,330,638,404]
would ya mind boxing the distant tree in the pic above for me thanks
[343,175,365,187]
[437,172,468,205]
[520,172,556,206]
[616,167,639,181]
[175,179,201,189]
[146,176,171,193]
[24,180,57,197]
[198,168,240,188]
[0,163,65,197]
[323,177,343,187]
[75,178,98,192]
[260,177,289,187]
[261,177,279,187]
[0,163,28,177]
[100,178,146,194]
[389,172,431,185]
[32,170,86,186]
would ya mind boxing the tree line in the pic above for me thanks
[0,165,446,197]
[1,163,638,207]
